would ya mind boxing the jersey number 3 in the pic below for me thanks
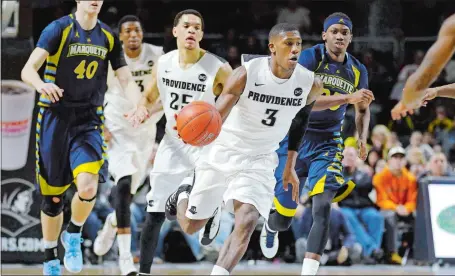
[262,109,278,127]
[74,60,99,79]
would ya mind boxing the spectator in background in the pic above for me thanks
[422,131,435,147]
[389,132,402,148]
[406,131,434,161]
[211,28,239,60]
[370,125,392,159]
[419,153,454,179]
[276,0,311,34]
[241,33,266,56]
[389,50,425,102]
[406,147,426,177]
[339,147,384,264]
[373,147,417,265]
[428,106,453,136]
[226,45,241,69]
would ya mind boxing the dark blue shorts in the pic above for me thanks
[35,106,108,196]
[273,133,355,217]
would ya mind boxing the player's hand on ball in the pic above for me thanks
[38,83,64,103]
[124,105,149,128]
[347,89,375,105]
[357,140,368,161]
[283,167,300,203]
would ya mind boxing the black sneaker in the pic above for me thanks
[199,207,221,246]
[165,184,192,220]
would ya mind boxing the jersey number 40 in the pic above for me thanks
[74,60,99,79]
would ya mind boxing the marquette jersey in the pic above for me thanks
[299,44,368,134]
[36,14,126,107]
[157,50,225,138]
[218,56,314,155]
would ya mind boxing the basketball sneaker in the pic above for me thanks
[199,207,221,246]
[260,222,279,259]
[165,183,193,221]
[60,230,83,273]
[119,254,137,275]
[94,212,117,256]
[43,259,61,275]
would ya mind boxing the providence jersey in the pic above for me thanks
[36,14,126,107]
[157,50,225,138]
[104,43,163,129]
[218,56,314,155]
[298,44,368,135]
[125,43,163,93]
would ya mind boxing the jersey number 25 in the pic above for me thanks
[170,92,193,110]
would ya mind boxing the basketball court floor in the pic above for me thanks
[2,262,455,275]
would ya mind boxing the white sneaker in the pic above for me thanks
[94,212,117,256]
[259,222,279,259]
[119,254,137,275]
[199,207,221,246]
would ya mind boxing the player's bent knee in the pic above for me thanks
[236,206,260,234]
[76,173,98,199]
[41,195,64,217]
[78,185,98,200]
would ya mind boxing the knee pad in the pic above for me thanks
[268,210,293,232]
[41,195,64,217]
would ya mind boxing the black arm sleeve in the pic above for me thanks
[288,101,315,151]
[108,32,127,70]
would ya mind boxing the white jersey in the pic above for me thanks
[216,56,314,155]
[156,50,225,138]
[104,43,163,130]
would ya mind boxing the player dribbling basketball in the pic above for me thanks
[125,9,232,274]
[165,23,324,275]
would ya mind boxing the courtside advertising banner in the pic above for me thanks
[1,80,44,263]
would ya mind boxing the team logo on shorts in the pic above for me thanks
[294,87,303,96]
[189,206,197,214]
[148,200,155,207]
[148,60,154,67]
[198,74,207,82]
[1,178,40,237]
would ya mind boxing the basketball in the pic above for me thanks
[176,101,222,146]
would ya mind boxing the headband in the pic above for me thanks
[324,16,352,32]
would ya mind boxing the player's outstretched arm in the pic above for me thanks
[124,64,160,127]
[422,83,455,104]
[402,14,455,107]
[284,77,323,202]
[312,88,375,111]
[115,66,142,105]
[215,65,247,122]
[21,48,63,103]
